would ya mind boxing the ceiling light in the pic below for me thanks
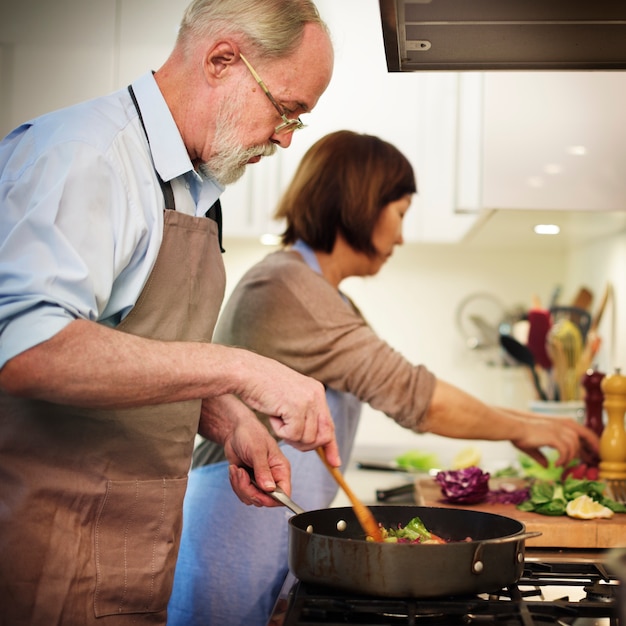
[260,233,281,246]
[568,145,587,156]
[534,224,560,235]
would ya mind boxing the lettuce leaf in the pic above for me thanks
[395,450,440,472]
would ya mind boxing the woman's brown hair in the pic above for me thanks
[274,130,416,255]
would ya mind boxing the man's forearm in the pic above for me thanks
[0,318,240,408]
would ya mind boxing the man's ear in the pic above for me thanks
[203,41,239,84]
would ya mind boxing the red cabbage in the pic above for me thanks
[435,467,490,504]
[486,486,530,505]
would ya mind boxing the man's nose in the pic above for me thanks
[272,132,294,149]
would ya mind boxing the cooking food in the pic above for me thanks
[375,515,447,544]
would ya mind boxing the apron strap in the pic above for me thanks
[205,198,224,253]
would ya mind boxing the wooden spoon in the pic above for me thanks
[316,447,383,542]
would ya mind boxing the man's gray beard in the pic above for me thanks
[199,115,277,186]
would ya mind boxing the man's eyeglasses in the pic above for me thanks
[239,53,305,135]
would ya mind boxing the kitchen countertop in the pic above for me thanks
[329,456,626,550]
[417,478,626,549]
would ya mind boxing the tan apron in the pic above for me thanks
[0,208,225,625]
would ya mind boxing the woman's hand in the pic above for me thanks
[506,410,600,468]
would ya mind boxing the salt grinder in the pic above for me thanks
[582,368,605,437]
[598,367,626,480]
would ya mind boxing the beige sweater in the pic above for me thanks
[214,249,436,432]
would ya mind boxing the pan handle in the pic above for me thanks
[242,465,306,515]
[265,487,306,515]
[470,531,542,575]
[477,531,542,546]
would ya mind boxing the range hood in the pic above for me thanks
[379,0,626,71]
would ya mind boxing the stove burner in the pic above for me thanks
[271,557,621,626]
[584,580,618,603]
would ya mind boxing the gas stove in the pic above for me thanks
[269,550,624,626]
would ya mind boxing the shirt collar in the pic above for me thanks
[129,72,194,183]
[292,239,322,275]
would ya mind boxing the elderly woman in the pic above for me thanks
[167,130,598,626]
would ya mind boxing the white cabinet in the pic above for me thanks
[480,72,626,212]
[115,0,187,88]
[0,0,187,137]
[0,1,117,135]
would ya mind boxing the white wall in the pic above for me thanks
[0,0,187,135]
[565,229,625,372]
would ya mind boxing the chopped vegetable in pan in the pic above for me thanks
[374,515,447,544]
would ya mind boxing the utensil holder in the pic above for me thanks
[529,400,585,424]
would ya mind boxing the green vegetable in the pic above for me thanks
[395,450,440,472]
[605,499,626,514]
[405,516,433,541]
[563,478,605,502]
[492,466,521,478]
[518,476,626,516]
[384,516,433,542]
[517,481,566,515]
[517,451,575,482]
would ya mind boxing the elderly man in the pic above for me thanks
[0,1,337,624]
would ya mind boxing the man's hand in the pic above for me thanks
[231,352,341,467]
[199,394,292,506]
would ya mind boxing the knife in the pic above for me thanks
[356,461,440,475]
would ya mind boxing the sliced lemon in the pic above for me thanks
[566,495,614,520]
[452,446,482,470]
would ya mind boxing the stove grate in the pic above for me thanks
[278,585,618,626]
[273,561,621,626]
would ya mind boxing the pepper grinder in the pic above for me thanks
[582,368,605,437]
[598,367,626,480]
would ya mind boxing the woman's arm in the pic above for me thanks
[421,379,599,467]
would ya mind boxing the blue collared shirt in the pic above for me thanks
[0,71,222,368]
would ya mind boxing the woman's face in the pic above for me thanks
[365,194,412,275]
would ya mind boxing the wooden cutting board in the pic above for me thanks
[417,479,626,549]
